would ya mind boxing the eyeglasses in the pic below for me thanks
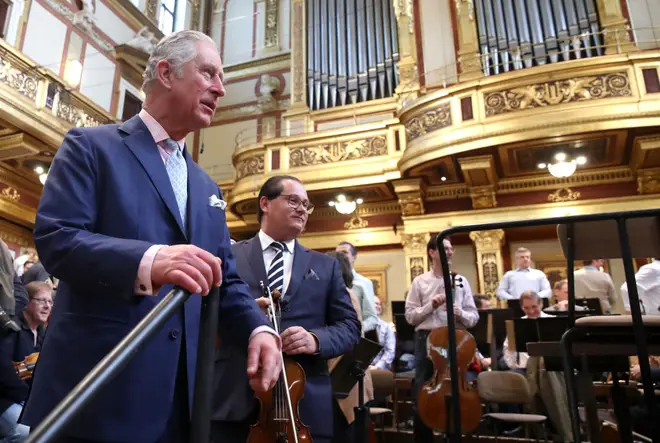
[31,298,53,306]
[279,194,314,214]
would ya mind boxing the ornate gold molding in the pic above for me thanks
[469,229,504,251]
[455,0,483,81]
[484,72,632,116]
[289,135,387,167]
[190,0,202,30]
[401,233,429,253]
[470,185,497,209]
[235,154,265,179]
[264,0,279,51]
[469,229,505,299]
[497,167,634,193]
[637,169,660,195]
[405,103,452,141]
[0,187,20,201]
[401,231,430,286]
[548,187,581,203]
[145,0,158,21]
[595,0,636,54]
[290,0,307,109]
[393,178,427,216]
[393,0,420,101]
[0,217,33,246]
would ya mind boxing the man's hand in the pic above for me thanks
[281,326,318,355]
[431,293,446,309]
[255,297,272,315]
[454,306,462,318]
[630,364,641,381]
[481,357,492,369]
[151,245,222,295]
[247,332,282,393]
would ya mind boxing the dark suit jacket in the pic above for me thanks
[212,236,360,439]
[21,116,270,443]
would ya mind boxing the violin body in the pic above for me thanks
[13,352,39,381]
[247,354,312,443]
[417,327,482,434]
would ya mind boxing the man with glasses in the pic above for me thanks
[211,175,360,443]
[0,281,53,441]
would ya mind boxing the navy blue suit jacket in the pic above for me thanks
[21,116,270,442]
[212,236,360,439]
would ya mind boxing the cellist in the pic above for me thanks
[404,235,479,443]
[211,176,361,443]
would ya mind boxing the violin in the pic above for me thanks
[247,283,312,443]
[13,352,39,381]
[417,273,482,434]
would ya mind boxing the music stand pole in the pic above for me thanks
[353,362,369,443]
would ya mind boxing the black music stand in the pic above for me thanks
[468,308,513,368]
[331,338,383,443]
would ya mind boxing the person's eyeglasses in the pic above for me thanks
[31,298,53,306]
[279,194,314,214]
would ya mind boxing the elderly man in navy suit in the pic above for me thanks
[21,30,281,443]
[211,175,361,443]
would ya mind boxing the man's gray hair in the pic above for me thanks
[142,30,215,92]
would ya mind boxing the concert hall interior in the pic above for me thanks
[0,0,659,442]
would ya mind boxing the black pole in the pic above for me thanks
[25,288,190,443]
[190,286,220,443]
[437,235,462,442]
[566,222,576,327]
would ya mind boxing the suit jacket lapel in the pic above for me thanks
[247,236,268,288]
[186,150,205,245]
[285,241,312,299]
[120,117,186,237]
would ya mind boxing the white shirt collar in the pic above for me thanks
[258,230,295,254]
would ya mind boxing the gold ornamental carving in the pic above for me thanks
[344,214,368,230]
[406,103,452,141]
[401,233,429,253]
[291,0,305,105]
[480,252,499,297]
[548,187,581,203]
[398,195,425,216]
[264,0,279,48]
[470,186,496,209]
[235,155,265,179]
[409,256,425,282]
[190,0,201,30]
[638,173,660,195]
[0,56,39,101]
[145,0,158,21]
[455,0,474,21]
[289,136,387,167]
[484,72,632,116]
[393,0,414,34]
[0,187,20,201]
[469,229,504,251]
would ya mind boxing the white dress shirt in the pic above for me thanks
[258,230,295,295]
[496,268,552,300]
[621,259,660,315]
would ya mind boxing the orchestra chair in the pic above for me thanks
[556,215,660,443]
[477,371,549,442]
[367,368,395,440]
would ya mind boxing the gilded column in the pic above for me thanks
[595,0,636,54]
[282,0,311,134]
[393,0,420,104]
[454,0,484,81]
[402,233,430,288]
[469,230,505,303]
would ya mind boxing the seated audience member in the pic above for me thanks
[467,350,491,383]
[474,294,492,310]
[502,291,552,375]
[370,297,396,371]
[544,279,587,313]
[0,282,52,441]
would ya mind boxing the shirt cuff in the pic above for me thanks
[135,244,165,296]
[249,325,282,350]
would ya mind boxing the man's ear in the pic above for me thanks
[155,60,173,90]
[259,196,269,218]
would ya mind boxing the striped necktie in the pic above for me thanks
[162,138,188,229]
[267,241,286,294]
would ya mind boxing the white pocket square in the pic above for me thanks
[209,195,227,210]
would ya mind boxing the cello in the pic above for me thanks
[247,283,312,443]
[13,352,39,381]
[417,272,482,434]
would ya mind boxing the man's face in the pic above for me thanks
[27,291,53,324]
[592,259,604,268]
[260,179,309,239]
[336,244,355,266]
[517,252,531,269]
[556,283,568,302]
[374,297,382,316]
[169,40,226,130]
[429,239,454,266]
[478,298,492,310]
[521,298,542,318]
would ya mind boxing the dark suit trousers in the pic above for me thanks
[210,415,331,443]
[50,333,190,443]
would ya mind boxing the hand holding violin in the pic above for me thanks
[254,297,272,314]
[247,332,282,393]
[281,326,319,355]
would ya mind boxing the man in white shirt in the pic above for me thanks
[502,291,552,374]
[620,259,660,315]
[574,259,618,313]
[496,247,552,300]
[370,297,396,371]
[405,235,479,443]
[336,241,378,332]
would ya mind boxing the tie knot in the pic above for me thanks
[163,138,180,154]
[270,241,285,253]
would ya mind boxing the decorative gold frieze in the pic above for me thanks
[398,195,425,216]
[290,0,306,108]
[637,169,660,195]
[401,233,429,253]
[409,256,425,283]
[56,99,104,128]
[498,167,633,193]
[0,56,39,101]
[470,229,505,298]
[455,0,483,81]
[264,0,279,49]
[406,103,452,141]
[548,187,581,203]
[393,0,420,100]
[235,155,265,179]
[426,184,470,201]
[470,185,497,209]
[393,177,427,216]
[145,0,158,21]
[0,187,20,201]
[344,215,368,230]
[484,72,632,116]
[595,0,636,54]
[289,136,387,167]
[469,229,504,251]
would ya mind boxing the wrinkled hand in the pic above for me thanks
[247,332,282,393]
[481,357,492,369]
[630,364,641,381]
[431,293,446,309]
[151,245,222,295]
[281,326,318,355]
[255,297,272,315]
